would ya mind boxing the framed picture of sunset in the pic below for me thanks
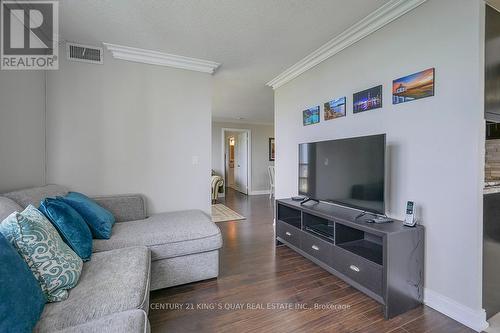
[392,68,435,104]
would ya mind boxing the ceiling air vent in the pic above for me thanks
[66,42,103,64]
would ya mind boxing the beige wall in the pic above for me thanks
[46,51,213,214]
[212,121,274,193]
[0,71,46,193]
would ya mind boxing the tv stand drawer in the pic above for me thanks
[276,220,300,247]
[332,247,383,296]
[301,232,332,264]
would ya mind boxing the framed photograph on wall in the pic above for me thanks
[324,97,346,120]
[269,138,275,161]
[303,106,320,126]
[392,68,435,104]
[353,85,383,113]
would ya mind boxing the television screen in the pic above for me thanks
[299,134,386,214]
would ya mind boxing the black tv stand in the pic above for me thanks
[275,198,424,319]
[300,197,320,205]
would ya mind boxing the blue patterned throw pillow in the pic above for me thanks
[0,205,83,302]
[39,198,93,261]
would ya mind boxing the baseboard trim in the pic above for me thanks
[249,190,271,195]
[424,288,488,332]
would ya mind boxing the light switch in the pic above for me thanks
[192,156,199,165]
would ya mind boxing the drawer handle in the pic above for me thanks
[349,265,360,272]
[311,245,319,251]
[285,232,292,236]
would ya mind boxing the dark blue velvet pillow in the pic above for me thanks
[39,198,93,261]
[0,233,45,332]
[59,192,115,239]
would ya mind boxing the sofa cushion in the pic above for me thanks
[0,206,83,302]
[0,197,22,221]
[39,198,93,261]
[53,310,149,333]
[35,246,150,332]
[3,184,69,208]
[93,210,222,261]
[91,194,147,222]
[0,233,45,333]
[60,192,115,239]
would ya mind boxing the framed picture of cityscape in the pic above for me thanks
[324,97,346,120]
[303,106,320,126]
[393,68,435,104]
[353,85,383,113]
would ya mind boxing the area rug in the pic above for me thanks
[211,204,246,223]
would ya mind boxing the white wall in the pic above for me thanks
[0,71,46,193]
[274,0,485,329]
[212,121,274,193]
[46,52,212,214]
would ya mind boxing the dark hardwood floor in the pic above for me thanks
[150,189,474,333]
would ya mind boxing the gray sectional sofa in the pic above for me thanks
[0,185,223,333]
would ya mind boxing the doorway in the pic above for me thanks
[484,4,500,329]
[221,128,251,195]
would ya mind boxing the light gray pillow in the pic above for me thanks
[0,197,22,221]
[3,184,69,208]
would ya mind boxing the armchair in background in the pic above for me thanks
[211,170,224,204]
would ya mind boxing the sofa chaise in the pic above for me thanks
[0,185,223,333]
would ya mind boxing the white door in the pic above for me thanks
[234,132,248,194]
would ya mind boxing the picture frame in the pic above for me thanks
[353,85,383,113]
[324,97,346,120]
[392,68,435,104]
[269,138,275,161]
[303,106,320,126]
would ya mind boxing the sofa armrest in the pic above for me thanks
[92,194,147,222]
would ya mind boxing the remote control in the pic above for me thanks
[368,216,393,224]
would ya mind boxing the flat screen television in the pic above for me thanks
[298,134,386,215]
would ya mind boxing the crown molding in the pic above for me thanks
[103,43,221,74]
[486,0,500,12]
[266,0,428,90]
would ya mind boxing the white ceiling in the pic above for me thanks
[59,0,391,124]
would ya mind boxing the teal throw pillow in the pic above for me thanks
[59,192,115,239]
[39,198,93,261]
[0,232,45,332]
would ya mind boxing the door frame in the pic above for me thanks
[221,128,252,195]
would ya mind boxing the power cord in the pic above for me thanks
[407,233,423,301]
